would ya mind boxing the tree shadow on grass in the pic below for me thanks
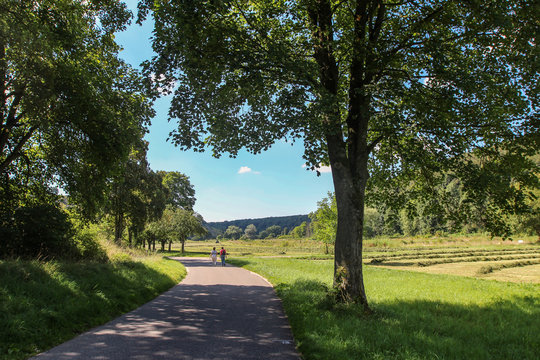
[226,258,252,267]
[277,279,540,360]
[0,259,181,360]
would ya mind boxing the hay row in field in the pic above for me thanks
[367,249,540,262]
[477,259,540,274]
[416,254,540,267]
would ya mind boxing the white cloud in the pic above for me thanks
[302,163,332,173]
[238,166,261,175]
[317,165,332,173]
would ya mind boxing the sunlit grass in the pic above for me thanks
[229,257,540,360]
[0,256,185,360]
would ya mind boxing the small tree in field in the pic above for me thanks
[244,224,258,239]
[224,225,243,240]
[162,207,207,252]
[310,193,338,254]
[291,222,308,238]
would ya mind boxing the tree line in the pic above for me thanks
[0,0,204,260]
[204,214,310,239]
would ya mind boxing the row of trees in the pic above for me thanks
[310,169,540,252]
[0,0,204,259]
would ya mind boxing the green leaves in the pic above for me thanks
[1,0,153,218]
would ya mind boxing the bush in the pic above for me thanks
[0,204,76,259]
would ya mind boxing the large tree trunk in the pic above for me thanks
[330,158,370,310]
[309,0,377,312]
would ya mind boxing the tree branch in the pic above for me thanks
[0,125,37,173]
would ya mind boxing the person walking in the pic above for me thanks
[219,247,227,267]
[210,247,218,266]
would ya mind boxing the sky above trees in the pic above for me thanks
[114,0,333,222]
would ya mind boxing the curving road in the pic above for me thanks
[32,257,300,360]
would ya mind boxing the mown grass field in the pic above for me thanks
[227,256,539,360]
[180,234,539,283]
[0,248,186,360]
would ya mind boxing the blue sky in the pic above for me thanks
[114,1,333,222]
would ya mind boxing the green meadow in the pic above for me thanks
[228,256,539,360]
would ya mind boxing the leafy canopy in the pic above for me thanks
[1,0,154,216]
[139,0,538,234]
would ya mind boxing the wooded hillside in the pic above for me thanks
[204,214,310,238]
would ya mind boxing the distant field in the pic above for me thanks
[177,234,540,283]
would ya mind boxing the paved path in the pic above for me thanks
[33,257,300,360]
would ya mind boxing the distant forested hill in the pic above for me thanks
[204,214,309,238]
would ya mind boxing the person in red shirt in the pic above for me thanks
[219,247,227,266]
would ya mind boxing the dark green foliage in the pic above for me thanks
[1,0,154,219]
[259,225,282,239]
[159,171,196,210]
[0,204,108,261]
[106,143,168,245]
[0,204,74,259]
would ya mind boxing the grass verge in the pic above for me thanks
[0,256,186,360]
[229,257,540,360]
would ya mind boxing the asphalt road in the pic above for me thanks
[32,257,300,360]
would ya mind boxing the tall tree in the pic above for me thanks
[158,171,196,210]
[139,0,538,310]
[1,0,153,217]
[108,143,167,244]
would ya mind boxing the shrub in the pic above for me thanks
[0,204,76,259]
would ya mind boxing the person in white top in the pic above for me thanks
[210,247,218,266]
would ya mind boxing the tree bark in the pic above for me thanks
[181,239,185,253]
[168,241,172,252]
[307,0,372,310]
[329,149,370,309]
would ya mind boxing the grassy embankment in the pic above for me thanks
[0,238,186,360]
[228,256,539,360]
